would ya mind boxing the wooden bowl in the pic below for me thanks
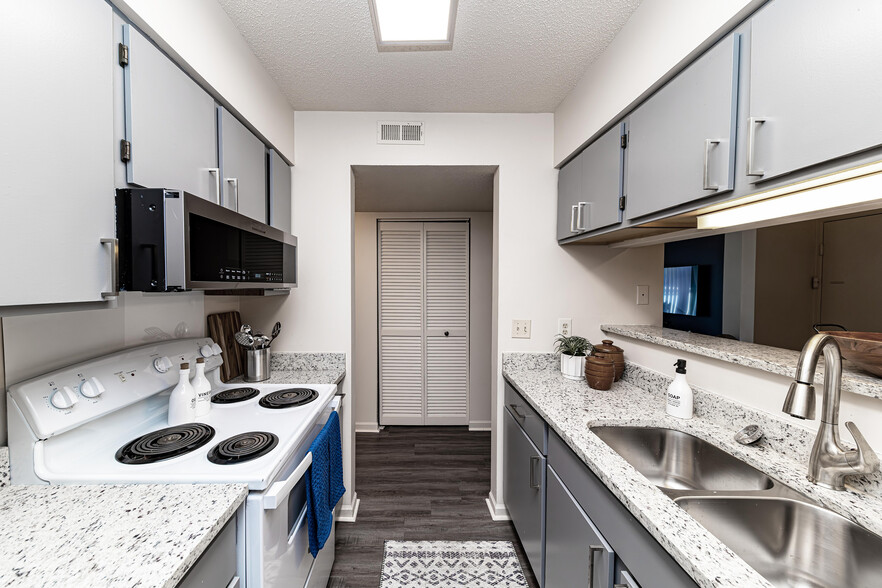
[819,330,882,377]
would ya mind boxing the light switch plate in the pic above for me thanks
[557,318,572,337]
[637,285,649,305]
[512,319,531,339]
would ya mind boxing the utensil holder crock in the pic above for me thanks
[245,348,271,382]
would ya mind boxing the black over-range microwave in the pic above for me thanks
[115,188,297,292]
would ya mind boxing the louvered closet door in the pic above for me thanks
[379,223,425,425]
[378,221,470,426]
[424,223,469,425]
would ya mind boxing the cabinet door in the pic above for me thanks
[123,25,218,202]
[627,34,739,220]
[268,149,292,233]
[219,107,267,223]
[748,0,882,182]
[581,124,624,232]
[556,152,583,240]
[546,467,615,588]
[0,0,116,306]
[503,410,545,585]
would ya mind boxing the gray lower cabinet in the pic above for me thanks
[545,466,614,588]
[268,148,292,233]
[177,515,239,587]
[626,33,740,220]
[219,106,268,223]
[122,23,219,202]
[746,0,882,184]
[503,407,545,586]
[557,124,625,242]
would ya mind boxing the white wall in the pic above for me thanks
[353,212,493,433]
[248,110,663,514]
[554,0,763,166]
[112,0,295,160]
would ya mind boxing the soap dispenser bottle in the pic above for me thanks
[168,362,196,425]
[666,359,693,419]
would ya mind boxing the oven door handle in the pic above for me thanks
[264,451,312,510]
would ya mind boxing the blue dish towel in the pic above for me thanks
[306,410,345,557]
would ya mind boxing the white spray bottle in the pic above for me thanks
[666,359,693,419]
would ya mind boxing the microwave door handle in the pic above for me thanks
[263,451,312,510]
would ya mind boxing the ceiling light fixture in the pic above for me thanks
[368,0,458,52]
[696,161,882,229]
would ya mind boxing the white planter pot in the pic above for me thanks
[560,354,586,381]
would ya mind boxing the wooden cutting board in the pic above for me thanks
[207,311,246,382]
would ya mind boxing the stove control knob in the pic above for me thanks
[153,356,174,373]
[200,344,214,358]
[211,343,223,355]
[79,377,105,398]
[51,386,79,410]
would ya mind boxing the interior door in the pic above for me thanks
[379,221,469,426]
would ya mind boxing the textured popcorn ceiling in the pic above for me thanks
[216,0,642,112]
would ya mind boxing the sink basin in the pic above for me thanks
[677,496,882,587]
[590,426,774,492]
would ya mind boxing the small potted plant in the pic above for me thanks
[554,334,593,381]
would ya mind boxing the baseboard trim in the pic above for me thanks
[485,492,510,521]
[469,421,491,431]
[337,493,360,523]
[355,421,380,433]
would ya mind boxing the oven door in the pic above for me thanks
[245,396,340,588]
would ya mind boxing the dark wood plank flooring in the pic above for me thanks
[329,426,539,588]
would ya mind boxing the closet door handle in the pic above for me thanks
[747,117,766,177]
[100,238,118,299]
[702,139,720,190]
[587,545,604,587]
[529,456,541,489]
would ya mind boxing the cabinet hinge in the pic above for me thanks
[620,133,628,149]
[118,43,129,67]
[120,140,131,163]
[619,196,627,211]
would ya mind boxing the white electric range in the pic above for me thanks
[6,337,339,588]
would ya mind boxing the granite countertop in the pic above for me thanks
[502,353,882,588]
[227,352,346,386]
[0,447,247,588]
[602,324,882,399]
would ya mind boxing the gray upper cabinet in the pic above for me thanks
[626,33,740,220]
[268,149,292,234]
[123,24,219,202]
[219,107,268,223]
[557,124,624,242]
[747,0,882,183]
[1,0,116,307]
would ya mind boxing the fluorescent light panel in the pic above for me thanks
[697,161,882,229]
[369,0,456,51]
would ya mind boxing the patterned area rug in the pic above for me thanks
[380,540,529,587]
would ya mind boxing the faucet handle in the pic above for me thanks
[845,421,881,475]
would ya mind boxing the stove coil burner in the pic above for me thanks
[211,387,260,404]
[207,432,279,465]
[259,388,319,409]
[116,424,216,465]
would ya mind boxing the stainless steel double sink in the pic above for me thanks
[590,426,882,588]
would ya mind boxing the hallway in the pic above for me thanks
[329,426,538,587]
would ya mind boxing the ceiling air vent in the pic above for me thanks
[377,121,425,145]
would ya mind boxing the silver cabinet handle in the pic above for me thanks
[747,117,766,177]
[226,577,240,588]
[208,168,221,205]
[587,545,604,587]
[529,455,541,489]
[570,204,579,233]
[225,177,239,211]
[100,238,118,299]
[509,403,527,421]
[703,139,720,190]
[576,201,588,231]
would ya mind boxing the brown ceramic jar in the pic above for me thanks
[593,339,624,381]
[584,356,614,390]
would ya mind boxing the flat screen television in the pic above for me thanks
[663,265,709,317]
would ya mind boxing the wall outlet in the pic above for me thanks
[557,318,572,337]
[512,319,532,339]
[637,285,650,305]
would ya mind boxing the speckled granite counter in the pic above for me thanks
[0,447,247,588]
[228,352,346,386]
[602,324,882,399]
[503,353,882,588]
